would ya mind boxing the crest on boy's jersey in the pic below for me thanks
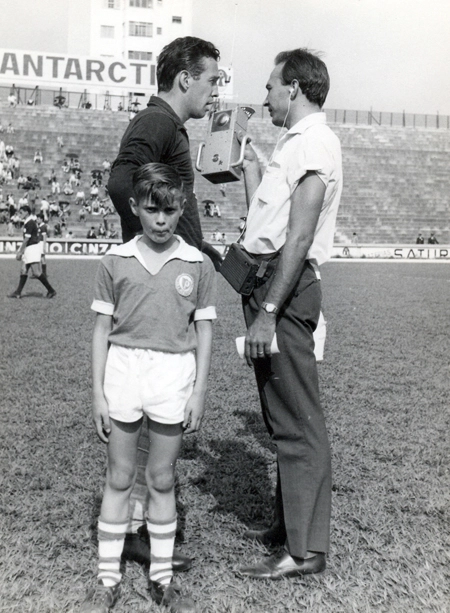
[175,273,194,297]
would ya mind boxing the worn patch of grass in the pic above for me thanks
[1,260,449,612]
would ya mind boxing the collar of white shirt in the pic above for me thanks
[285,112,327,136]
[108,234,203,265]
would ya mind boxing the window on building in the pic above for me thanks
[128,50,153,61]
[157,27,162,35]
[106,0,117,8]
[129,21,153,36]
[130,0,153,7]
[101,25,115,38]
[172,16,182,23]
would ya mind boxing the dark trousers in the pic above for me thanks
[242,261,331,558]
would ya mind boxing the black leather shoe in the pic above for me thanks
[243,526,285,547]
[122,531,192,572]
[236,551,326,580]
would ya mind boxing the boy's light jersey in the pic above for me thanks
[91,235,217,353]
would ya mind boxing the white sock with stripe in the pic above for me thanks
[97,518,128,587]
[146,515,176,586]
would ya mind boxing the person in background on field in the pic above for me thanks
[106,36,221,572]
[427,232,439,244]
[235,48,342,581]
[87,226,97,239]
[8,206,56,299]
[81,163,216,613]
[37,213,49,277]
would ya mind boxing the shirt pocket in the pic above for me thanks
[256,165,286,206]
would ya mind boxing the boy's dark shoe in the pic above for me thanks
[80,581,121,613]
[8,292,21,299]
[122,529,192,572]
[150,580,196,613]
[46,290,57,299]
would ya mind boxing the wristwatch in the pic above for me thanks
[261,301,279,315]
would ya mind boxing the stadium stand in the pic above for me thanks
[1,105,449,243]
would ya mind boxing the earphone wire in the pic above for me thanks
[268,95,292,166]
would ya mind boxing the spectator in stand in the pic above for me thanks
[97,223,107,238]
[212,203,221,217]
[40,197,50,221]
[428,232,439,244]
[53,221,62,237]
[57,136,64,148]
[75,189,86,206]
[49,169,57,184]
[8,93,17,107]
[90,183,99,199]
[49,201,60,218]
[62,158,70,173]
[7,218,14,236]
[0,139,5,160]
[51,180,61,195]
[87,226,97,239]
[34,150,43,164]
[79,205,87,222]
[416,233,424,244]
[5,144,14,158]
[54,92,66,109]
[6,123,14,134]
[63,181,74,196]
[69,171,78,188]
[18,193,29,208]
[107,223,118,239]
[91,169,103,185]
[102,158,111,174]
[219,232,227,244]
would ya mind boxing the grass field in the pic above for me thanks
[1,259,449,613]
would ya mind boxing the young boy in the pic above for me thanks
[82,163,216,613]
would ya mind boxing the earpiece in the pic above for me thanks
[288,87,294,99]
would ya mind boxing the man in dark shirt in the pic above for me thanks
[108,36,220,250]
[427,232,439,244]
[8,206,56,299]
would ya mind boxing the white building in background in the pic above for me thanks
[88,0,193,63]
[0,0,234,109]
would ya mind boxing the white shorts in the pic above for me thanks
[104,345,196,424]
[22,243,42,265]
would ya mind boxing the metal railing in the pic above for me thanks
[1,84,449,129]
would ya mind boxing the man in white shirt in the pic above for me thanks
[237,48,343,580]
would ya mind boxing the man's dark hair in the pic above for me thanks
[157,36,220,92]
[133,162,185,208]
[21,205,31,214]
[275,48,330,108]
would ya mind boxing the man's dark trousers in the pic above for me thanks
[242,261,331,558]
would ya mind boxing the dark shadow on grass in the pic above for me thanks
[191,438,275,526]
[233,408,276,454]
[19,291,47,298]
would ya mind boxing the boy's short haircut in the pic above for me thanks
[275,48,330,108]
[157,36,220,93]
[132,163,186,209]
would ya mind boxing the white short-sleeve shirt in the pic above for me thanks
[243,113,343,266]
